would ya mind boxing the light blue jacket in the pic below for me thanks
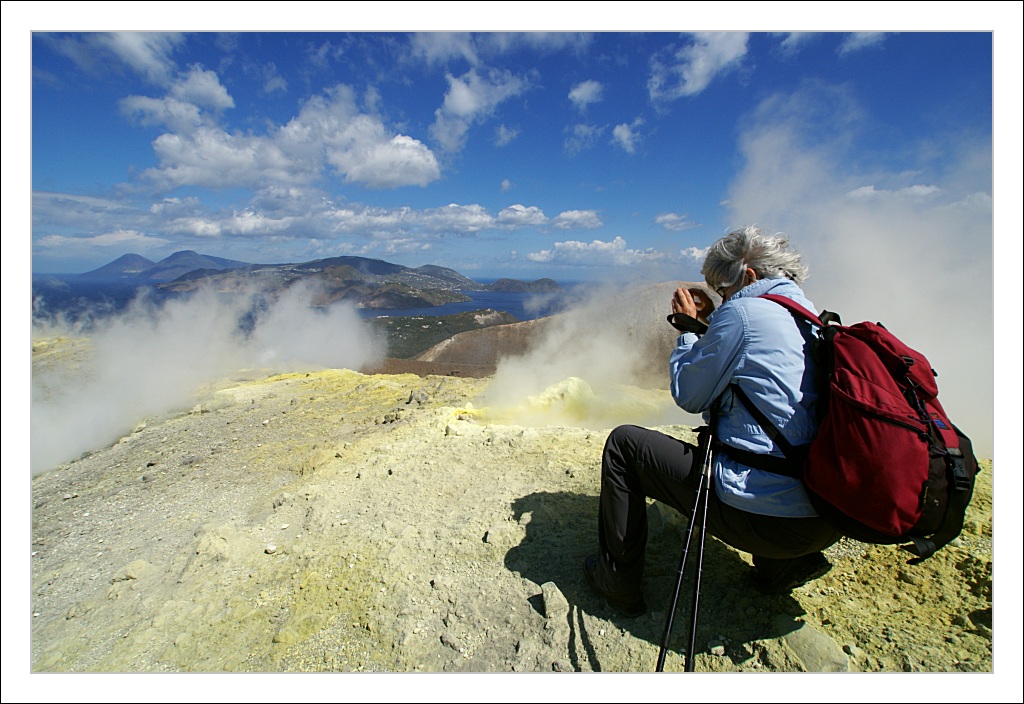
[669,277,821,517]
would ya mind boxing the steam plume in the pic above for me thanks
[31,282,383,474]
[482,281,704,430]
[726,85,993,457]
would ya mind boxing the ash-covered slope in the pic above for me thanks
[29,357,994,675]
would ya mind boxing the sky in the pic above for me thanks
[5,3,1024,699]
[21,21,1000,282]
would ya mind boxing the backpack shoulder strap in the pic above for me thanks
[759,293,825,326]
[720,384,805,479]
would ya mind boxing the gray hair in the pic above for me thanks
[701,226,808,291]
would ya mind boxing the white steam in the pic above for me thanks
[726,85,994,458]
[31,282,384,474]
[481,281,704,430]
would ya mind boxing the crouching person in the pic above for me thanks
[584,226,841,616]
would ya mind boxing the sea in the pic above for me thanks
[31,273,580,328]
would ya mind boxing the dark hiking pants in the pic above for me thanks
[595,424,842,597]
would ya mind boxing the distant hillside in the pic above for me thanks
[76,251,571,313]
[295,255,408,278]
[157,263,473,311]
[369,308,520,359]
[153,255,494,312]
[286,257,485,291]
[412,265,479,289]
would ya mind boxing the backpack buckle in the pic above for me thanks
[946,448,971,491]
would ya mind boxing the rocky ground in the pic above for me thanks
[25,339,998,687]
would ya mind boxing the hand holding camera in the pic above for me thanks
[667,287,716,334]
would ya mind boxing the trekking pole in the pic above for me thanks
[684,440,713,672]
[656,432,714,672]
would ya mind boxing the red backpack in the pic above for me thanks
[731,294,980,563]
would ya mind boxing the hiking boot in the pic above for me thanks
[583,554,647,617]
[751,552,832,595]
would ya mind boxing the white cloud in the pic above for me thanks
[409,32,481,66]
[501,179,513,192]
[329,130,440,189]
[102,32,184,84]
[498,204,547,227]
[838,32,887,56]
[482,32,592,56]
[35,229,170,252]
[145,127,292,189]
[776,32,820,55]
[306,40,345,70]
[612,118,644,154]
[569,80,603,111]
[656,213,699,232]
[410,32,592,67]
[170,66,234,110]
[291,87,441,188]
[431,69,529,152]
[260,63,288,94]
[420,203,494,233]
[527,236,663,266]
[381,238,433,255]
[63,32,185,85]
[680,246,707,262]
[133,83,440,190]
[495,124,519,146]
[31,193,155,251]
[224,209,298,236]
[564,123,605,155]
[551,210,603,230]
[120,95,206,133]
[648,32,749,102]
[33,191,136,216]
[325,205,416,236]
[149,196,203,215]
[844,184,941,200]
[169,218,222,238]
[121,67,233,133]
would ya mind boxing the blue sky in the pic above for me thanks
[19,18,1003,283]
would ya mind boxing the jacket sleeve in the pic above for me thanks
[669,304,746,414]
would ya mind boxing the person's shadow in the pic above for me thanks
[504,491,807,672]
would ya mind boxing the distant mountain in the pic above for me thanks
[79,250,250,281]
[140,251,251,281]
[78,251,566,313]
[79,253,157,279]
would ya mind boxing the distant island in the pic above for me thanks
[74,251,563,312]
[487,277,562,293]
